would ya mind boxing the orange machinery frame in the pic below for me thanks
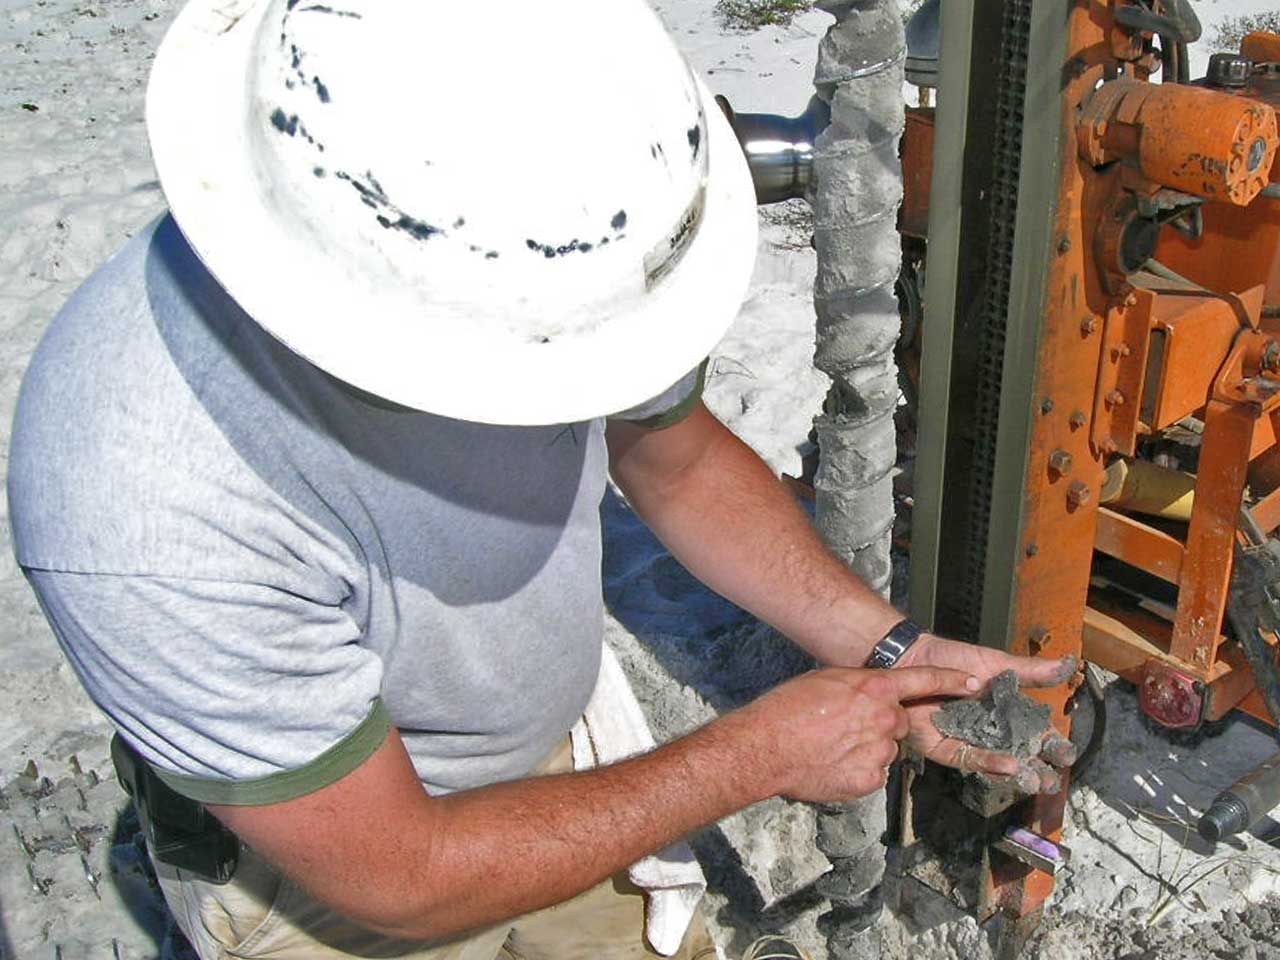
[898,1,1280,924]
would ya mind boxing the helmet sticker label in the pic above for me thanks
[643,180,706,291]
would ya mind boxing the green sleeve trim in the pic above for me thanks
[153,699,392,806]
[621,359,708,430]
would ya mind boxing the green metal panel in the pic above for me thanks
[907,0,976,627]
[977,0,1072,649]
[908,0,1072,649]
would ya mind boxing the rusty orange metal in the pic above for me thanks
[1090,290,1154,456]
[900,107,934,240]
[1093,506,1184,583]
[1141,294,1242,431]
[901,7,1280,929]
[1078,78,1279,205]
[1252,483,1280,534]
[1242,32,1280,64]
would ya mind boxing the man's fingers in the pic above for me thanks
[934,740,1020,777]
[1003,654,1079,689]
[1026,757,1062,794]
[1040,731,1077,767]
[877,666,981,703]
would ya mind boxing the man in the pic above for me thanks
[7,1,1074,958]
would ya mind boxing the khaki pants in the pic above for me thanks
[151,741,717,960]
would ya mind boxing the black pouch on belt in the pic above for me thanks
[111,734,239,884]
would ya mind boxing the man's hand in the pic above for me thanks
[732,665,981,804]
[897,634,1078,792]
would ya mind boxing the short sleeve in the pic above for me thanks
[24,568,387,805]
[608,360,707,429]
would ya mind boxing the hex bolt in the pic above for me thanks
[1069,409,1088,429]
[1118,343,1132,357]
[1124,292,1138,307]
[1048,449,1073,477]
[1263,340,1280,372]
[1067,481,1092,507]
[1026,543,1039,557]
[1041,398,1055,414]
[1080,316,1099,335]
[1106,389,1125,406]
[1029,628,1052,655]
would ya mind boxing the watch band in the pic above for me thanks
[864,618,924,669]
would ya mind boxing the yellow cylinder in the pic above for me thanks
[1099,458,1196,521]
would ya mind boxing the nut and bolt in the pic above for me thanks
[1263,340,1280,372]
[1069,409,1088,429]
[1048,449,1074,477]
[1080,316,1099,335]
[1106,389,1126,406]
[1029,628,1052,655]
[1041,398,1055,414]
[1117,342,1131,357]
[1124,292,1138,307]
[1250,137,1267,172]
[1026,543,1040,557]
[1067,481,1092,507]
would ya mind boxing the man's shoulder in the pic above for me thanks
[8,215,296,578]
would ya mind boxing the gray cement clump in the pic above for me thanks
[933,670,1052,760]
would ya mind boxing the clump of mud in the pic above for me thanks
[932,670,1051,759]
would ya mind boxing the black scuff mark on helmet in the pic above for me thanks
[269,107,324,151]
[313,166,325,177]
[525,237,596,259]
[336,169,443,243]
[687,124,701,161]
[290,43,302,70]
[453,216,466,229]
[294,4,362,16]
[270,108,300,136]
[652,142,668,167]
[485,251,499,260]
[377,213,440,242]
[312,76,330,103]
[611,210,627,231]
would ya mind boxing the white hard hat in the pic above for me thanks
[146,0,758,425]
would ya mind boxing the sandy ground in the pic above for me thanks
[5,0,1280,958]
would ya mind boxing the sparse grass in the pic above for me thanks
[714,0,814,31]
[1212,12,1280,53]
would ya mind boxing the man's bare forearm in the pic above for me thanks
[607,405,900,666]
[213,707,780,942]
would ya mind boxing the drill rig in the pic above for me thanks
[723,0,1280,943]
[898,0,1280,931]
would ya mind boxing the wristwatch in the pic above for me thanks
[864,618,925,669]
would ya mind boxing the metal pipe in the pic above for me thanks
[1199,750,1280,841]
[1099,458,1196,521]
[716,95,830,205]
[808,1,906,957]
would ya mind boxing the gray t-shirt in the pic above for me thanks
[8,215,702,804]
